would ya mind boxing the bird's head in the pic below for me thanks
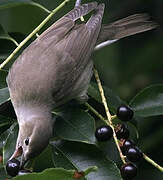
[10,116,53,167]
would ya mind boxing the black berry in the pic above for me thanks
[121,163,137,180]
[121,139,135,155]
[126,146,143,162]
[95,125,113,142]
[6,158,20,177]
[117,105,134,121]
[116,124,130,140]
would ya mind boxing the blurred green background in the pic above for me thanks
[0,0,162,179]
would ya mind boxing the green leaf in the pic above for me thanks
[52,144,76,170]
[0,87,10,106]
[0,38,16,66]
[97,139,121,166]
[32,145,54,172]
[0,167,8,180]
[129,84,163,117]
[127,122,139,140]
[0,3,48,34]
[0,70,8,88]
[0,128,10,150]
[3,123,18,165]
[51,141,122,180]
[0,0,31,9]
[13,167,96,180]
[54,108,96,144]
[0,100,16,119]
[0,0,50,13]
[0,24,18,46]
[13,168,75,180]
[0,116,11,128]
[88,82,124,113]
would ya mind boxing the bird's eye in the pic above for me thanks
[25,138,29,146]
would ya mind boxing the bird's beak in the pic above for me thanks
[9,146,28,168]
[9,146,23,160]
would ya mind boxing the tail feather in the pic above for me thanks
[97,14,158,44]
[112,13,150,26]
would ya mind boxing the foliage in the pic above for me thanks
[0,0,163,179]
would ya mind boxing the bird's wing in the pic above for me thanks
[38,2,98,45]
[50,4,105,104]
[7,3,104,106]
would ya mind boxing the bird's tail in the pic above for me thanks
[97,14,158,45]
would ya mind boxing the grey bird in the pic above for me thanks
[7,2,157,166]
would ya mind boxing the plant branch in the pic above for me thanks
[0,0,70,70]
[143,153,163,172]
[85,103,118,130]
[93,68,126,164]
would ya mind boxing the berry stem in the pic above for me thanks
[93,68,112,121]
[85,103,117,124]
[143,153,163,172]
[111,115,117,120]
[0,0,70,70]
[93,68,126,164]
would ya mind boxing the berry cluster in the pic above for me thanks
[117,105,143,179]
[120,139,143,180]
[95,105,143,180]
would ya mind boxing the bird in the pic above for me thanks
[6,1,157,167]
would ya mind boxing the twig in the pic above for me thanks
[0,0,70,70]
[85,102,117,122]
[93,68,126,164]
[143,153,163,172]
[111,115,117,120]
